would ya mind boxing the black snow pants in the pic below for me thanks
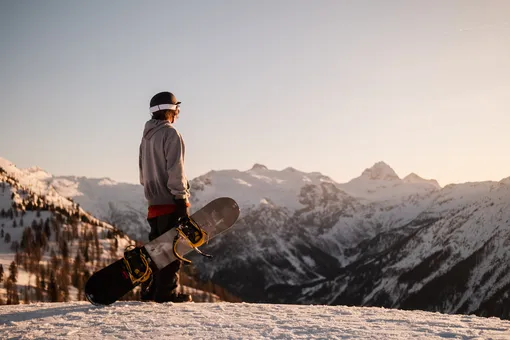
[141,213,182,302]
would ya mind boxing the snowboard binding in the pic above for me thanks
[173,217,212,264]
[122,246,153,285]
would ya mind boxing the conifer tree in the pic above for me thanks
[58,267,70,302]
[21,227,34,252]
[34,274,44,301]
[50,249,59,269]
[76,275,84,301]
[4,279,13,304]
[61,239,69,259]
[40,232,48,252]
[72,254,82,287]
[83,241,90,263]
[83,269,91,287]
[109,238,118,260]
[30,245,42,272]
[39,266,46,291]
[23,286,30,304]
[6,261,19,304]
[10,240,19,252]
[59,246,71,302]
[52,219,61,243]
[44,219,51,239]
[71,219,79,239]
[47,271,59,302]
[14,250,23,267]
[93,227,100,261]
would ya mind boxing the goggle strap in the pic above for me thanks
[150,104,179,113]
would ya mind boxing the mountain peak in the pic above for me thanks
[24,165,52,180]
[500,176,510,185]
[283,166,298,172]
[250,163,268,171]
[26,165,45,172]
[360,161,400,181]
[403,172,423,181]
[403,173,441,188]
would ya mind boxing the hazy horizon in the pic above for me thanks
[1,1,509,187]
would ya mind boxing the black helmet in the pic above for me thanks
[149,92,181,113]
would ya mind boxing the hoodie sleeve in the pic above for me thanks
[139,143,144,185]
[163,129,190,200]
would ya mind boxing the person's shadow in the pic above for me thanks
[0,303,135,324]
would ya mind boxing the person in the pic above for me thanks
[138,91,192,303]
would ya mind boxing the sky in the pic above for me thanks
[0,0,509,187]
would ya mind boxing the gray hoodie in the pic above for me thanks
[139,119,190,205]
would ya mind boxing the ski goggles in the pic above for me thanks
[150,103,180,113]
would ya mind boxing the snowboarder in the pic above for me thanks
[138,91,192,303]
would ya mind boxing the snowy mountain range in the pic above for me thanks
[186,162,510,320]
[2,156,510,319]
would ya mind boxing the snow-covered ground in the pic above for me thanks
[0,302,509,339]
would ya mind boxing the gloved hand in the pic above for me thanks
[174,198,190,221]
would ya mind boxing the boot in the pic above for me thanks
[140,277,155,302]
[154,292,192,303]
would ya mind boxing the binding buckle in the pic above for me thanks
[172,217,212,264]
[123,246,153,284]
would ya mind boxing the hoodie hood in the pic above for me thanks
[143,119,172,140]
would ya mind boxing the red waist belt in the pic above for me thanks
[147,204,176,219]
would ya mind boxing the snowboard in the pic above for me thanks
[85,197,240,306]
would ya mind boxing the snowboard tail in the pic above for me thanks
[85,197,240,306]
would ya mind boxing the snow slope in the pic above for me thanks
[0,159,78,214]
[0,157,149,240]
[0,301,509,340]
[0,161,135,303]
[46,176,148,240]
